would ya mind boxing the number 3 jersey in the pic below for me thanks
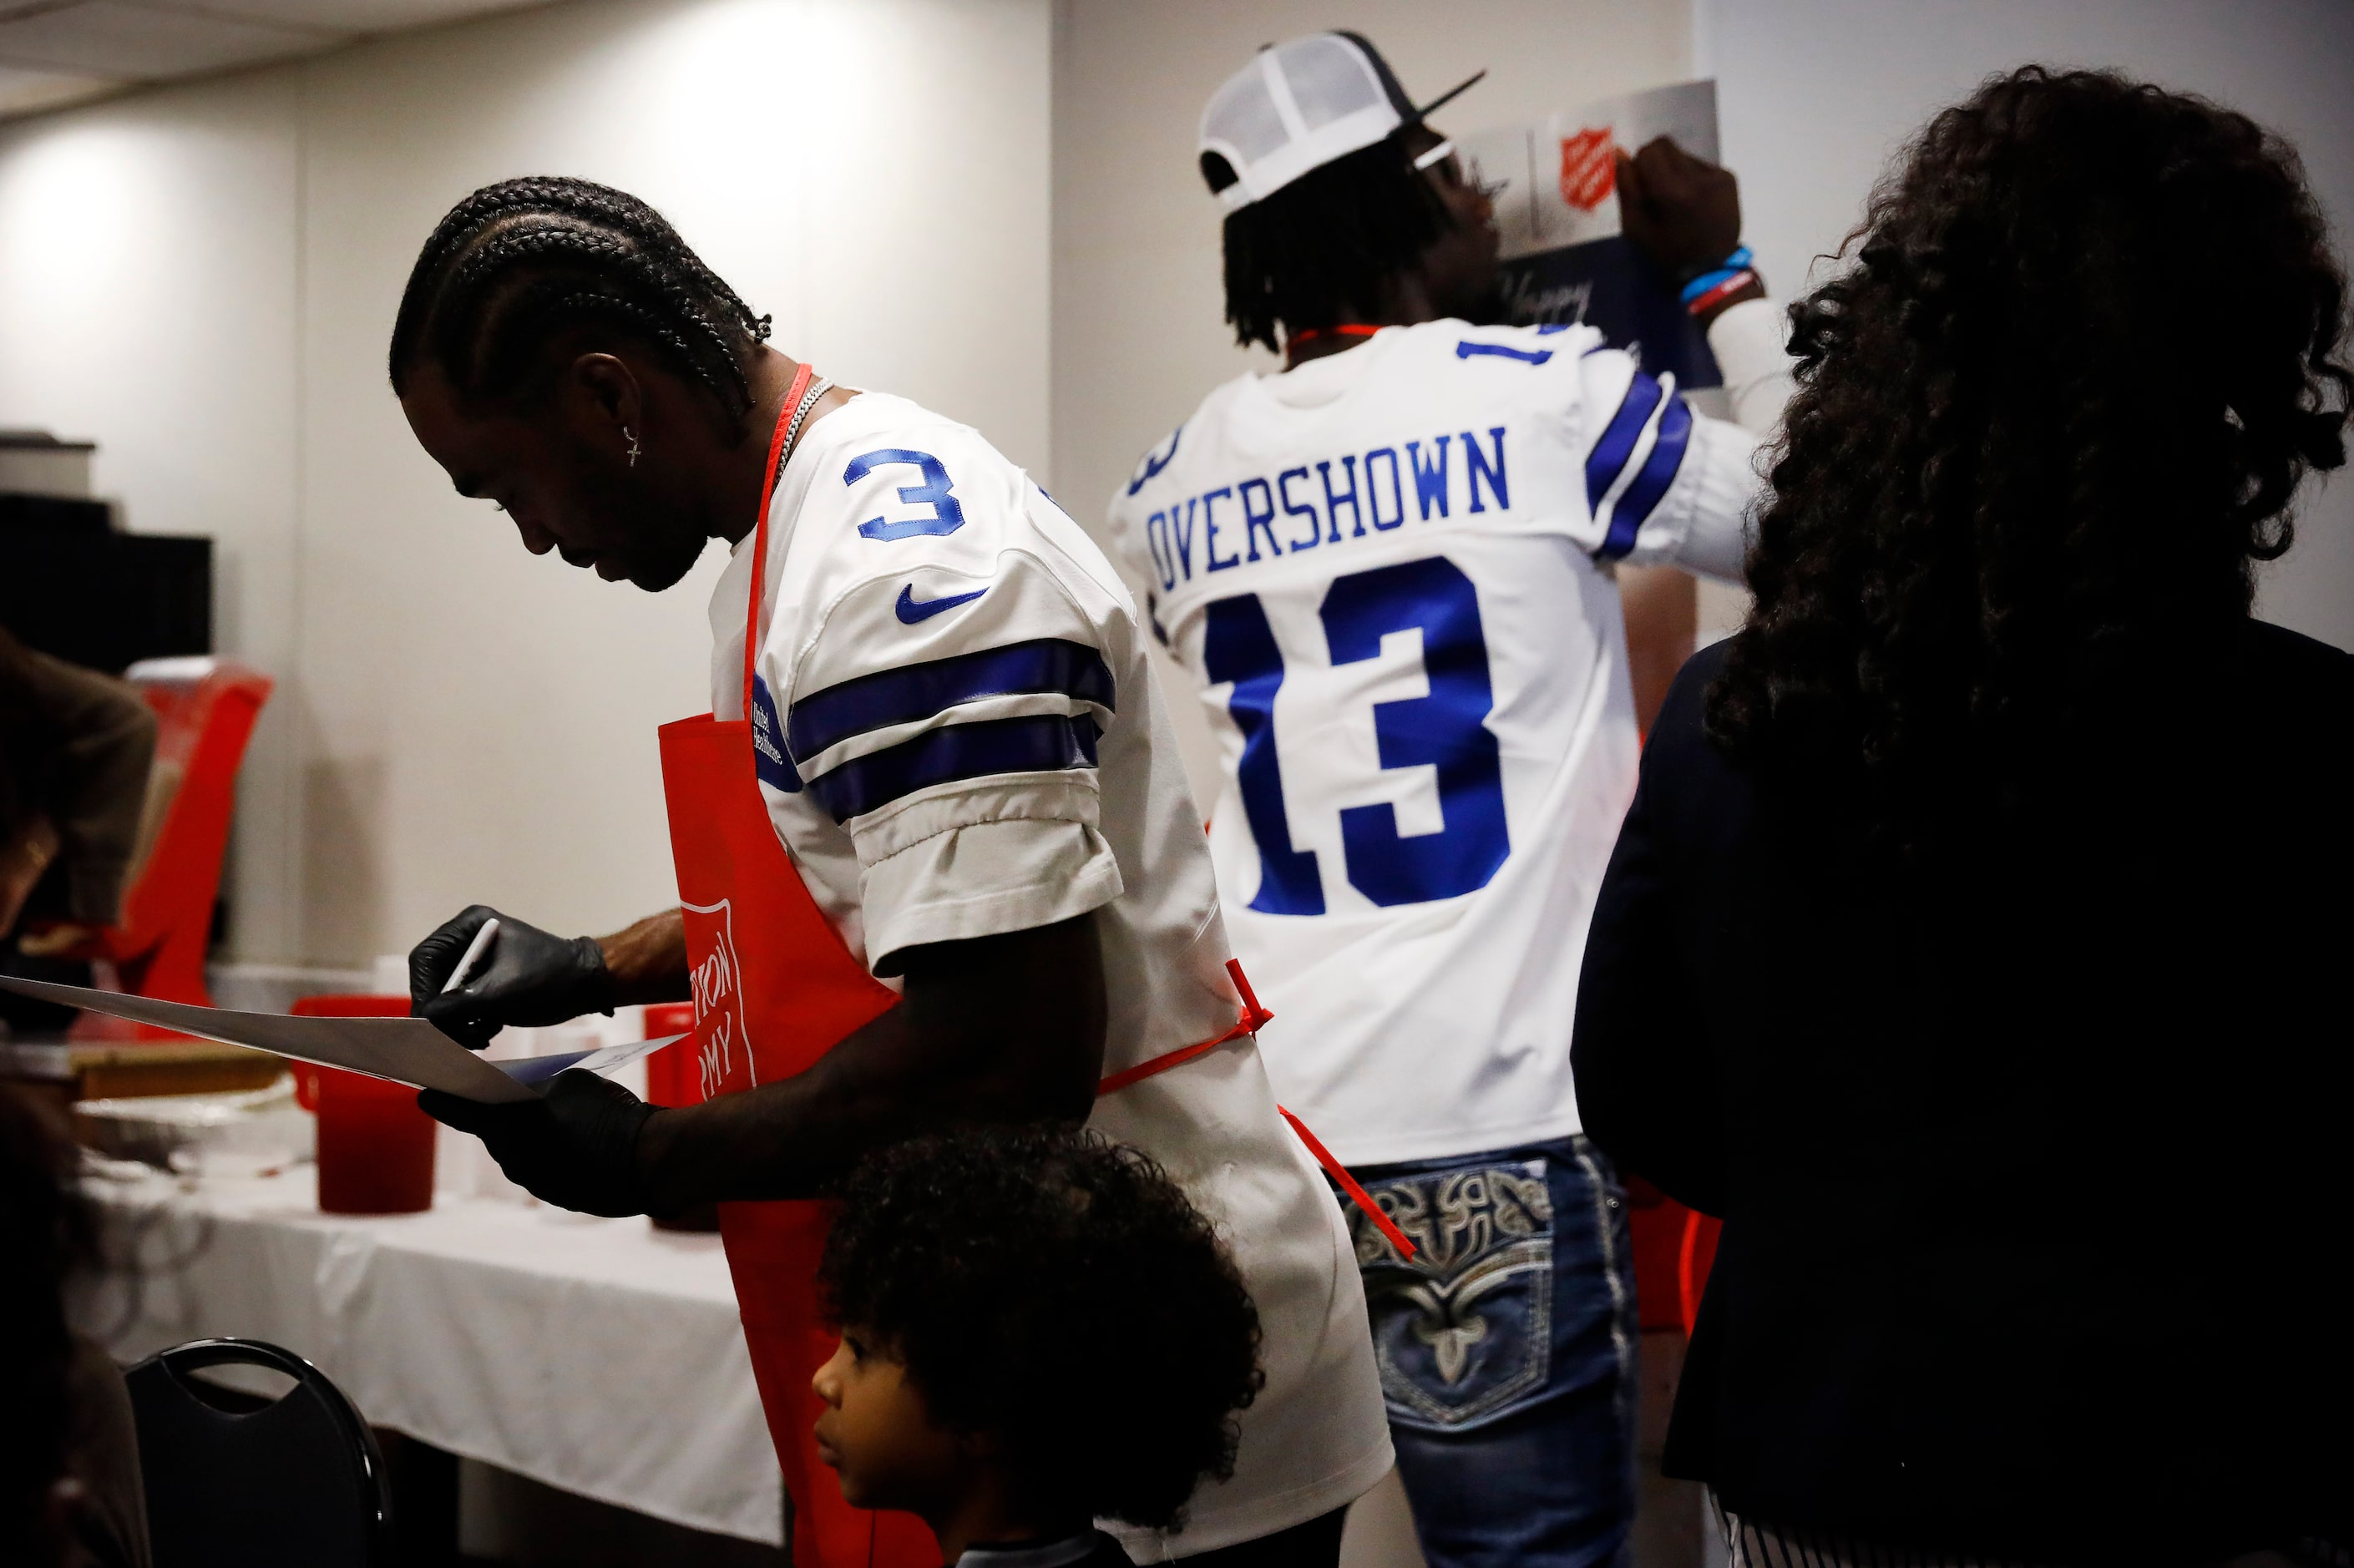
[1106,316,1772,1166]
[707,390,1391,1555]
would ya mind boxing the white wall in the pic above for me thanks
[0,0,1051,967]
[1701,0,2354,651]
[0,74,308,955]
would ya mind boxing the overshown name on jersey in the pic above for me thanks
[1138,425,1510,594]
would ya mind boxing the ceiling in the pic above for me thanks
[0,0,551,119]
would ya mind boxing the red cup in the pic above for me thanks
[290,994,436,1215]
[640,1002,718,1232]
[641,1001,701,1108]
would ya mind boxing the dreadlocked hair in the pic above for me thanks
[1214,131,1452,353]
[1708,66,2350,867]
[388,176,772,421]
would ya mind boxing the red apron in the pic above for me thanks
[657,369,1415,1568]
[657,365,933,1568]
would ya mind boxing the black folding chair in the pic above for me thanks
[124,1337,393,1567]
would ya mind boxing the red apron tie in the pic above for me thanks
[1095,959,1416,1261]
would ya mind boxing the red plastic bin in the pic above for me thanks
[641,1001,702,1107]
[640,1001,716,1231]
[289,994,435,1216]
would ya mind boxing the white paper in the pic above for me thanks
[1460,80,1720,261]
[0,976,684,1105]
[494,1034,682,1087]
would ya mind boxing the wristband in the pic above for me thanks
[1678,246,1755,304]
[1685,270,1759,318]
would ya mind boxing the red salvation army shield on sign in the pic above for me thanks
[1559,126,1617,210]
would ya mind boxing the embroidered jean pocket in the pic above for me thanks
[1349,1157,1552,1430]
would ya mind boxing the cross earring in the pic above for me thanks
[623,427,641,468]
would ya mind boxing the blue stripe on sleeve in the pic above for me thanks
[806,713,1101,822]
[786,638,1115,762]
[1597,392,1694,561]
[1584,372,1663,516]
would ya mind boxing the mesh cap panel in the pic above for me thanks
[1204,63,1291,163]
[1199,33,1420,211]
[1281,33,1387,130]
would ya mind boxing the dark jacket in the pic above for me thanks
[1572,622,2352,1565]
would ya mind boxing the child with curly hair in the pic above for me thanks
[813,1125,1266,1567]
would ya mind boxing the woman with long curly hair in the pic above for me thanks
[1572,67,2350,1566]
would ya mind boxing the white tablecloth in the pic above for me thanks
[75,1163,784,1545]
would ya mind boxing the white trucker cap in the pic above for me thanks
[1198,32,1486,212]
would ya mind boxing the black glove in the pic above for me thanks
[409,904,615,1050]
[418,1070,657,1217]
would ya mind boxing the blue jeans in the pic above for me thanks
[1339,1136,1638,1568]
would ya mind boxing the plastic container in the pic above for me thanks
[640,1001,718,1232]
[74,1079,312,1175]
[289,994,435,1215]
[641,1001,701,1108]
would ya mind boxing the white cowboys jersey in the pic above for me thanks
[1106,316,1770,1167]
[706,391,1391,1557]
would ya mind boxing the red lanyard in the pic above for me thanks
[742,362,818,711]
[1286,323,1383,348]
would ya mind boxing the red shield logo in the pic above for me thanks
[1559,126,1617,211]
[681,896,753,1100]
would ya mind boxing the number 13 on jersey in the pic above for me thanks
[1202,555,1511,915]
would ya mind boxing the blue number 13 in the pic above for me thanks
[1203,556,1510,912]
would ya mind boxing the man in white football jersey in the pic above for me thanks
[1106,36,1792,1568]
[389,177,1390,1567]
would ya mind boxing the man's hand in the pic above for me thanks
[1617,135,1744,284]
[408,905,614,1050]
[418,1070,658,1216]
[634,914,1106,1211]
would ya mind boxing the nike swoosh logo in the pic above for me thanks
[895,584,987,624]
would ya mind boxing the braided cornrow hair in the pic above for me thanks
[389,176,772,420]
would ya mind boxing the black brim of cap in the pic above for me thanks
[1414,68,1487,123]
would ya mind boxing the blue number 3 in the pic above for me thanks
[847,448,967,540]
[1203,556,1511,913]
